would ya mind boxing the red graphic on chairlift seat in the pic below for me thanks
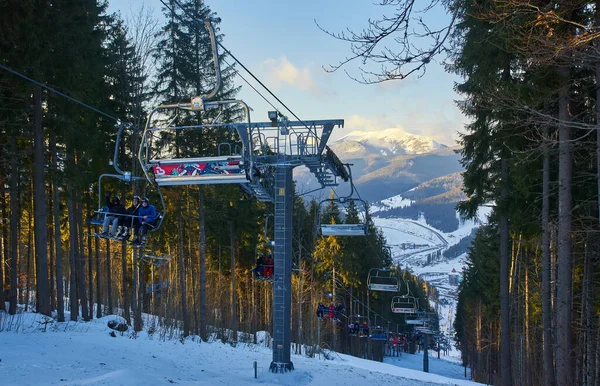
[153,161,244,178]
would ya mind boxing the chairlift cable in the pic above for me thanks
[222,58,280,113]
[0,63,134,128]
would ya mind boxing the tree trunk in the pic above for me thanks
[499,157,512,386]
[9,137,19,315]
[583,236,594,386]
[50,134,64,322]
[230,221,238,343]
[25,195,32,312]
[134,248,143,332]
[121,241,130,323]
[178,196,189,336]
[297,241,303,354]
[74,194,89,321]
[49,219,55,312]
[106,238,113,314]
[95,231,102,318]
[198,187,207,340]
[556,64,573,385]
[67,191,78,321]
[87,220,93,319]
[542,119,555,385]
[132,247,138,323]
[0,166,5,311]
[33,85,51,316]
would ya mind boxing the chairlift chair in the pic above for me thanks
[137,19,265,198]
[391,296,418,314]
[347,314,370,336]
[90,122,166,233]
[370,325,388,341]
[318,197,369,237]
[367,268,400,292]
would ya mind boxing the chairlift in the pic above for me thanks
[405,313,428,325]
[318,196,369,237]
[347,314,370,337]
[367,268,400,292]
[370,325,388,341]
[90,123,166,233]
[317,165,368,237]
[391,296,418,314]
[137,20,264,197]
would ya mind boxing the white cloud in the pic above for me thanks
[263,56,321,96]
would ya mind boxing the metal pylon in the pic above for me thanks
[269,165,294,373]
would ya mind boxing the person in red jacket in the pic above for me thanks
[328,303,335,319]
[265,253,274,278]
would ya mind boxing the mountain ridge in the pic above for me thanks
[332,128,448,156]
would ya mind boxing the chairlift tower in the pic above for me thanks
[135,16,348,375]
[243,116,346,373]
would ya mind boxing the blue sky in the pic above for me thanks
[110,0,465,145]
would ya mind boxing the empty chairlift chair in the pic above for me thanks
[391,296,418,314]
[367,268,400,292]
[318,197,369,237]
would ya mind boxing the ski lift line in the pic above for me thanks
[0,63,133,128]
[222,58,280,113]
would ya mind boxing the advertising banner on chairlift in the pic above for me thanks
[152,161,244,178]
[392,307,416,314]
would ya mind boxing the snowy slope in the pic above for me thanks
[0,312,482,386]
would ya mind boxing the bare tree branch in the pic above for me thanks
[317,0,458,83]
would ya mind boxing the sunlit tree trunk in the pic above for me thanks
[0,163,5,312]
[106,238,113,314]
[95,232,101,318]
[67,190,78,321]
[9,137,18,315]
[122,242,130,324]
[74,193,88,321]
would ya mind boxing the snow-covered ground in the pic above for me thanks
[0,312,481,386]
[373,218,440,247]
[371,194,413,212]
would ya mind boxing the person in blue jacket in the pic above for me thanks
[132,197,156,245]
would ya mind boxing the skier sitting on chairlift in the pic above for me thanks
[264,253,274,278]
[100,194,126,238]
[132,197,156,245]
[253,253,265,278]
[117,196,141,240]
[317,303,326,318]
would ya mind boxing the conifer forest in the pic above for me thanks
[2,1,600,385]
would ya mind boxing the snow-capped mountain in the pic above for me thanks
[331,128,447,157]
